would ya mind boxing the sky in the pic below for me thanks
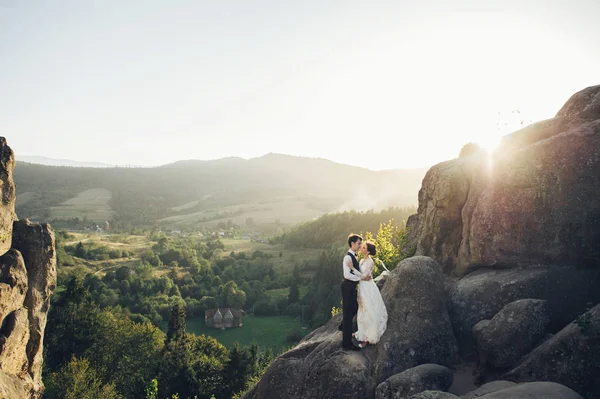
[1,0,599,170]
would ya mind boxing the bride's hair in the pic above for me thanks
[365,241,376,256]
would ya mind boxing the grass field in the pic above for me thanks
[219,238,317,276]
[183,315,307,351]
[17,191,36,205]
[50,188,115,220]
[159,196,323,227]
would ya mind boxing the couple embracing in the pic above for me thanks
[339,233,388,351]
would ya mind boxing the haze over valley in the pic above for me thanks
[14,153,425,230]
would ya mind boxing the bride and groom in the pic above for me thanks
[339,233,388,351]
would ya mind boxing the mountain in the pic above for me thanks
[13,153,427,228]
[18,155,114,168]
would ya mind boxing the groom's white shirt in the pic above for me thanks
[343,250,361,282]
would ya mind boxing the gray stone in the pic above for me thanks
[375,257,459,381]
[12,220,57,391]
[375,364,453,399]
[473,299,549,369]
[477,382,583,399]
[461,381,517,398]
[448,266,600,358]
[408,391,460,399]
[0,138,16,255]
[505,304,600,399]
[407,85,600,275]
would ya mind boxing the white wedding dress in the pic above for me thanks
[354,256,388,344]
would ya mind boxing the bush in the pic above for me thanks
[253,300,278,316]
[57,247,76,266]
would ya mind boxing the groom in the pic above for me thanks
[339,233,370,350]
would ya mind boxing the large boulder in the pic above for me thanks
[374,256,459,381]
[409,159,473,273]
[504,304,600,399]
[408,392,459,399]
[12,220,57,392]
[0,138,16,255]
[0,139,57,399]
[243,256,458,399]
[375,364,453,399]
[407,85,600,275]
[447,266,600,358]
[242,314,376,399]
[476,382,582,399]
[472,299,549,369]
[460,381,517,398]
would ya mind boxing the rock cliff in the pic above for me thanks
[0,138,57,399]
[243,86,600,399]
[409,85,600,275]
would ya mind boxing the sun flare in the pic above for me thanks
[477,135,502,151]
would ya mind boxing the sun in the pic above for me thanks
[477,134,502,151]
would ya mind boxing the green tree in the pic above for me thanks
[364,219,413,276]
[75,241,86,258]
[44,357,121,399]
[159,334,228,399]
[167,301,187,342]
[222,342,253,397]
[227,289,246,309]
[86,310,164,398]
[288,282,300,304]
[44,277,98,372]
[145,379,158,399]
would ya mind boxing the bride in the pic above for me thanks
[349,241,388,347]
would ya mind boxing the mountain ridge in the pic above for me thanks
[21,152,428,174]
[14,153,426,228]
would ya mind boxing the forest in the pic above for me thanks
[45,207,416,398]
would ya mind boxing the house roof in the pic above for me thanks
[205,308,246,319]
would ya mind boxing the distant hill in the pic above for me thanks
[14,153,427,228]
[19,155,115,168]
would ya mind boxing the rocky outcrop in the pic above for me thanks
[474,382,583,399]
[408,392,459,399]
[472,299,549,369]
[243,257,458,399]
[447,266,600,358]
[0,139,57,399]
[407,85,600,275]
[375,364,453,399]
[460,381,516,398]
[375,257,459,380]
[504,304,600,399]
[0,138,16,255]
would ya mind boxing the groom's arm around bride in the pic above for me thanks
[339,233,363,351]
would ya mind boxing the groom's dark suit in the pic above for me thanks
[340,251,360,348]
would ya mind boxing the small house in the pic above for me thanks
[205,308,245,329]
